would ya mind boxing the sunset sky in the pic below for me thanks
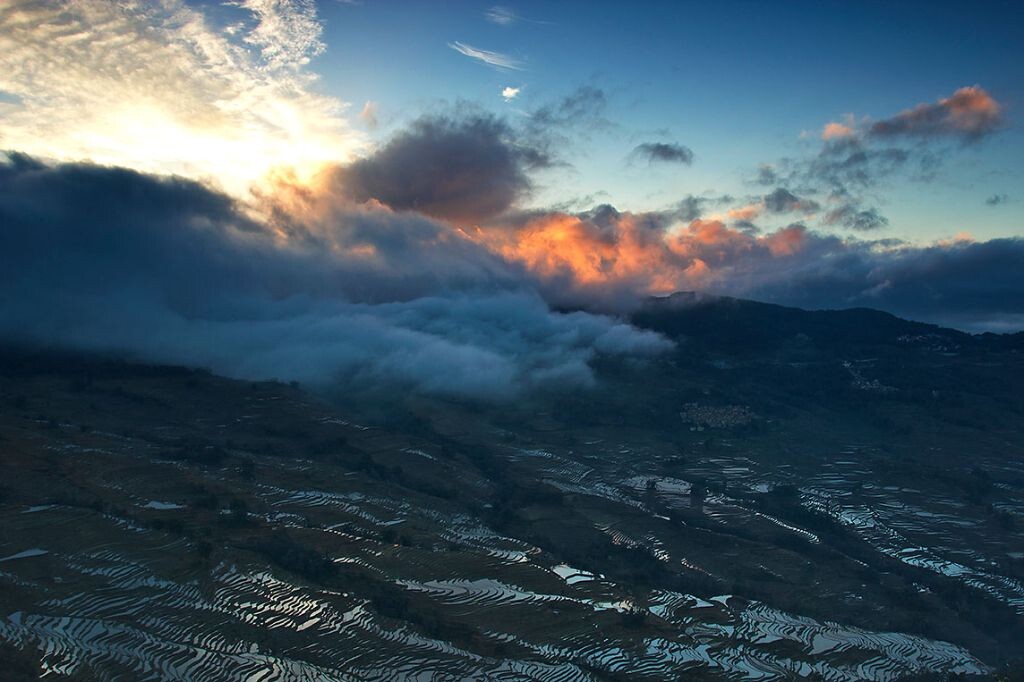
[4,1,1022,239]
[1,0,1023,395]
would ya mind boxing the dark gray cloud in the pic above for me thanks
[733,220,760,235]
[763,188,819,214]
[661,194,737,224]
[763,187,800,212]
[750,140,907,232]
[739,237,1024,332]
[631,142,694,165]
[986,193,1009,206]
[330,113,549,224]
[579,193,727,231]
[577,203,622,229]
[488,192,715,236]
[0,154,672,398]
[669,195,709,222]
[823,203,889,231]
[809,139,910,192]
[754,164,779,186]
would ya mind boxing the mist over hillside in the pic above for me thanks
[1,295,1023,679]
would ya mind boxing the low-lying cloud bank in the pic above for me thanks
[2,109,1021,400]
[0,153,671,399]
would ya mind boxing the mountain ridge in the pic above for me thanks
[631,291,1023,353]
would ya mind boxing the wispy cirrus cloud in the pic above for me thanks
[484,6,517,25]
[448,41,524,70]
[230,0,325,70]
[484,6,550,26]
[0,0,364,195]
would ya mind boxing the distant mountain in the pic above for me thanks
[631,292,995,353]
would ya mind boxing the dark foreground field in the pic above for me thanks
[1,299,1023,680]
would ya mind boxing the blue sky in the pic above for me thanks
[310,0,1023,241]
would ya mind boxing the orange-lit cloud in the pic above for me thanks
[476,210,814,304]
[488,213,688,294]
[870,85,1002,140]
[822,121,855,140]
[942,86,1001,131]
[764,224,807,256]
[935,231,975,247]
[727,204,762,221]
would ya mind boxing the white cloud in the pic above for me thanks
[483,6,550,27]
[0,0,365,195]
[448,41,524,71]
[485,6,517,25]
[502,86,521,101]
[230,0,325,70]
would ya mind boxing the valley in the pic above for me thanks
[1,300,1022,680]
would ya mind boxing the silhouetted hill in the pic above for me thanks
[632,292,975,353]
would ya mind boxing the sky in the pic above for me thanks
[0,0,1022,396]
[314,0,1024,241]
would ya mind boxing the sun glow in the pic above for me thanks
[61,102,360,196]
[0,0,364,197]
